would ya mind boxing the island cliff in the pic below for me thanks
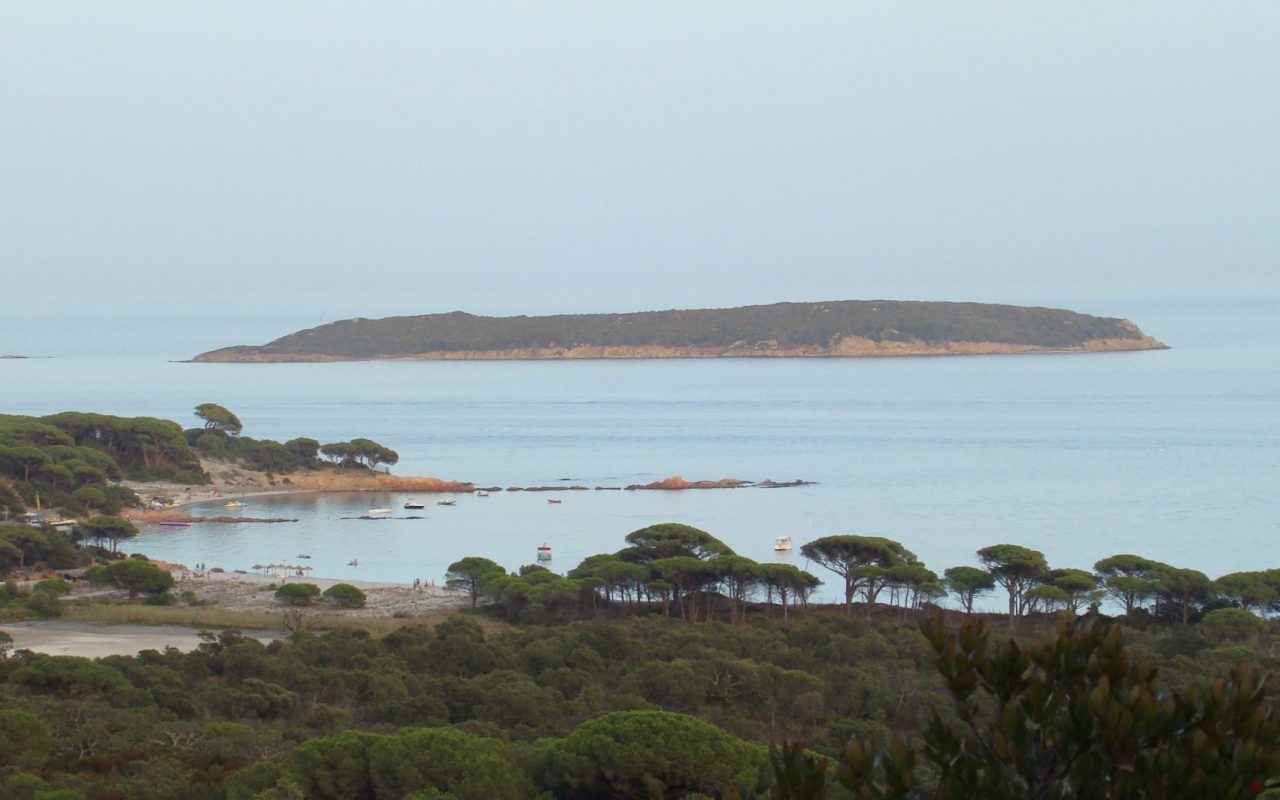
[192,300,1166,362]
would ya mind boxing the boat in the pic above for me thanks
[225,501,242,509]
[547,498,562,504]
[437,499,457,507]
[475,490,490,497]
[297,554,311,559]
[157,521,190,528]
[536,543,552,562]
[347,559,358,566]
[368,507,392,516]
[773,536,793,552]
[403,500,426,509]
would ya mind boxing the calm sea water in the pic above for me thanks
[1,296,1277,600]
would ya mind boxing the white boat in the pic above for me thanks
[225,501,242,509]
[437,499,457,507]
[368,507,392,516]
[773,536,793,552]
[475,490,490,497]
[403,500,425,509]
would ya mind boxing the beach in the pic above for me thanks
[173,569,465,617]
[0,619,286,658]
[0,570,468,659]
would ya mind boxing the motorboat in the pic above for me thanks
[225,501,242,509]
[547,498,562,504]
[403,500,426,509]
[297,554,311,559]
[368,507,392,516]
[773,536,793,552]
[347,559,359,566]
[475,490,490,497]
[437,499,457,507]
[537,543,552,562]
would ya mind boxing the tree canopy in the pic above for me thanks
[194,403,243,436]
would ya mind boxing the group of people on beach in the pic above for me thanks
[413,578,436,591]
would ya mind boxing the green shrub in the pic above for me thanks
[33,579,71,597]
[275,583,321,606]
[322,583,366,608]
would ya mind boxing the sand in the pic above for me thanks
[0,620,285,658]
[174,570,466,617]
[0,572,467,659]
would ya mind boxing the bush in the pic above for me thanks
[275,583,321,606]
[26,592,63,618]
[144,592,176,606]
[322,583,367,608]
[86,560,175,599]
[1200,608,1267,642]
[33,579,71,597]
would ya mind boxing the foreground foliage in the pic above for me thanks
[780,614,1280,799]
[1,609,1278,799]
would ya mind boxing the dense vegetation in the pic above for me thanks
[2,606,1278,798]
[192,300,1160,360]
[0,412,180,516]
[184,403,398,477]
[2,518,1280,796]
[446,524,1263,634]
[0,405,399,516]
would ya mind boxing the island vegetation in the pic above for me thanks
[191,300,1167,362]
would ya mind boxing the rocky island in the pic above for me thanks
[192,300,1166,362]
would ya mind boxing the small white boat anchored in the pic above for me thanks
[437,499,457,507]
[475,490,490,497]
[536,543,552,562]
[403,500,425,509]
[368,507,392,516]
[773,536,793,552]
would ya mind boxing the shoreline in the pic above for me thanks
[191,337,1169,363]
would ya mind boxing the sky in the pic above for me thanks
[2,2,1278,329]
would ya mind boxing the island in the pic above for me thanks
[190,299,1167,362]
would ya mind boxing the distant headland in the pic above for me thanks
[191,300,1167,362]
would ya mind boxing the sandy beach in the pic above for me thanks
[123,459,475,516]
[0,619,286,658]
[0,571,468,659]
[173,570,466,617]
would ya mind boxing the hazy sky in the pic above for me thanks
[3,3,1277,323]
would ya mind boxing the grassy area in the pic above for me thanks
[62,602,486,637]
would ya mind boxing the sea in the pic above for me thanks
[1,295,1277,604]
